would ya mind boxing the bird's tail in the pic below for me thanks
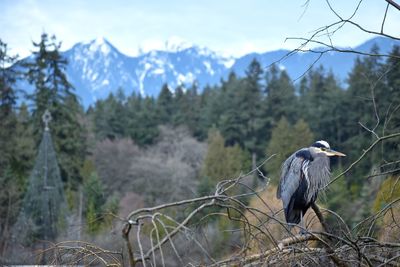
[285,207,302,225]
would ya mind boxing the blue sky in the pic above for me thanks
[1,0,399,58]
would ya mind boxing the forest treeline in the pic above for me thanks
[1,33,400,259]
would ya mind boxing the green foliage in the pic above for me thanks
[264,64,297,127]
[202,129,250,183]
[85,201,99,234]
[12,104,35,175]
[84,172,106,234]
[373,176,400,213]
[0,39,19,178]
[2,33,400,243]
[219,60,265,155]
[102,194,119,227]
[0,166,25,248]
[157,83,174,124]
[265,117,314,181]
[24,33,86,188]
[301,67,345,144]
[324,167,354,225]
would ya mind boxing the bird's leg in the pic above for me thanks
[299,212,307,235]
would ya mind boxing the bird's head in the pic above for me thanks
[310,140,346,157]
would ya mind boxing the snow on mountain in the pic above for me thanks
[16,37,399,108]
[64,37,138,104]
[58,37,233,106]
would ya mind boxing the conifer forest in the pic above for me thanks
[1,1,400,266]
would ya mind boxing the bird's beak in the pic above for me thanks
[324,149,346,157]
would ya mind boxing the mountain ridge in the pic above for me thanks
[17,37,400,107]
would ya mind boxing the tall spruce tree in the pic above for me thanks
[302,67,344,145]
[157,83,174,124]
[241,59,264,155]
[172,84,186,125]
[219,73,244,146]
[184,82,201,137]
[263,64,297,143]
[380,46,400,165]
[25,33,86,188]
[0,39,18,178]
[124,92,159,145]
[342,46,385,194]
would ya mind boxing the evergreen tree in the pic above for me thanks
[203,75,237,132]
[183,82,202,137]
[342,46,385,194]
[112,88,128,137]
[265,117,314,181]
[218,75,244,146]
[202,129,250,183]
[202,129,227,182]
[264,64,297,140]
[241,59,264,155]
[133,96,159,145]
[84,172,105,234]
[25,33,86,188]
[0,39,18,177]
[157,83,174,124]
[219,62,265,152]
[302,67,344,144]
[196,84,216,140]
[381,46,400,162]
[12,103,35,180]
[172,84,186,125]
[93,95,117,140]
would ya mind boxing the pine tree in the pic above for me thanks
[196,84,215,140]
[202,129,250,183]
[342,46,385,193]
[93,95,116,140]
[183,82,202,137]
[172,84,186,125]
[265,117,314,182]
[84,172,105,234]
[264,64,297,125]
[202,129,227,181]
[25,33,86,188]
[0,39,18,177]
[157,83,174,124]
[125,93,159,146]
[218,76,244,146]
[12,103,35,180]
[112,88,128,137]
[241,59,264,155]
[302,67,344,143]
[381,46,400,162]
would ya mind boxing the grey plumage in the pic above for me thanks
[277,141,345,225]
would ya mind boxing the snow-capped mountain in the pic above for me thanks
[61,37,233,106]
[64,37,138,103]
[17,37,399,107]
[230,37,399,81]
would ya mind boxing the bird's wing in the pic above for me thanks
[308,156,331,191]
[277,150,310,209]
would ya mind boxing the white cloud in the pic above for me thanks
[1,0,398,59]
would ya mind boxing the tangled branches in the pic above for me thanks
[117,135,400,266]
[34,241,122,266]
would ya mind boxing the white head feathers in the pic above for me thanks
[315,140,330,149]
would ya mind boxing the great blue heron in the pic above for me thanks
[277,140,346,229]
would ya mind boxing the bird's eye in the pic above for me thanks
[321,148,326,151]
